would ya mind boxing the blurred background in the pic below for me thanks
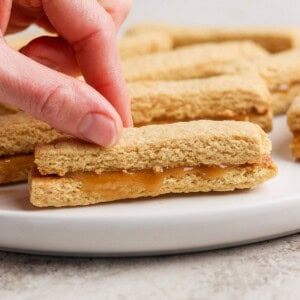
[123,0,300,29]
[8,0,300,38]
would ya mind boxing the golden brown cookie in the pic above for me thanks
[129,48,300,115]
[126,23,300,53]
[34,120,272,176]
[0,112,66,157]
[30,156,277,207]
[31,120,277,207]
[119,31,173,59]
[123,41,268,82]
[0,112,66,184]
[129,74,272,131]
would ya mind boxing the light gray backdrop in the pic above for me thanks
[19,0,300,37]
[123,0,300,29]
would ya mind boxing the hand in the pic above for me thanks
[0,0,133,147]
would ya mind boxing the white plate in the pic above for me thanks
[0,116,299,256]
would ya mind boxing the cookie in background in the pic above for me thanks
[287,96,300,158]
[125,23,300,53]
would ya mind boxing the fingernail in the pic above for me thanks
[78,113,117,147]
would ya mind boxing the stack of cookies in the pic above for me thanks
[5,23,300,207]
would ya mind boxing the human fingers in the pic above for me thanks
[43,0,133,127]
[0,39,123,146]
[6,0,44,33]
[11,0,131,31]
[20,36,80,77]
[97,0,132,29]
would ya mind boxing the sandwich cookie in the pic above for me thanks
[129,74,272,131]
[0,112,65,184]
[130,48,300,115]
[256,49,300,115]
[31,120,277,207]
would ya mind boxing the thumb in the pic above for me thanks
[0,40,123,147]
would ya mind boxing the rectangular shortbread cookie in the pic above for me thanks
[35,120,272,176]
[125,23,300,53]
[123,41,268,82]
[0,112,66,184]
[31,120,277,207]
[124,46,300,115]
[129,74,272,131]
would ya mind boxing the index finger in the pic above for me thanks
[42,0,132,127]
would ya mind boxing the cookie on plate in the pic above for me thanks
[30,120,277,207]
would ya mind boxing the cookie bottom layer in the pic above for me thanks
[290,132,300,158]
[30,156,277,207]
[0,154,33,184]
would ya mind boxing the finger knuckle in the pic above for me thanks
[33,84,75,123]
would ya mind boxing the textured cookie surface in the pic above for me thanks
[30,156,277,207]
[35,120,272,176]
[119,31,173,59]
[129,74,272,131]
[287,96,300,158]
[0,112,66,156]
[172,49,300,115]
[186,48,300,115]
[287,96,300,131]
[126,23,300,52]
[123,41,268,82]
[253,49,300,115]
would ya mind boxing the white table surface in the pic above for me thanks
[0,234,299,300]
[2,1,300,299]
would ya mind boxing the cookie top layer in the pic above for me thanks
[129,73,271,125]
[35,120,272,176]
[125,23,300,52]
[119,31,173,59]
[123,41,268,82]
[0,112,66,156]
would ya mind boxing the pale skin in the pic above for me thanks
[0,0,133,146]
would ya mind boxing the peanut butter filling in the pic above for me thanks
[0,154,34,183]
[32,155,275,200]
[66,156,272,195]
[69,165,230,195]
